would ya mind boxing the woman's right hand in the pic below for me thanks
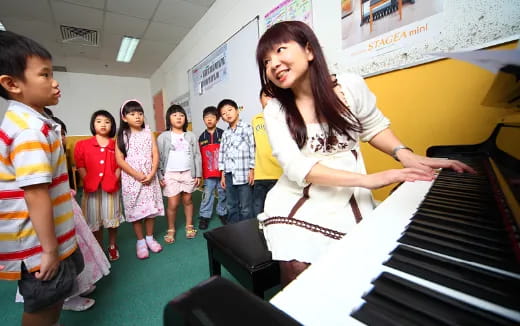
[362,168,435,189]
[159,179,166,187]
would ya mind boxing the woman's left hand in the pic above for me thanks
[397,150,476,174]
[194,177,201,187]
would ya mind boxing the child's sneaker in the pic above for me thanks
[62,296,95,311]
[136,241,149,259]
[146,238,162,253]
[198,218,209,230]
[108,245,119,261]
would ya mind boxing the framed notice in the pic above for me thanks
[265,0,312,29]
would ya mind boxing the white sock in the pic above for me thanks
[145,235,154,243]
[137,239,146,246]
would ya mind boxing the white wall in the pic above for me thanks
[51,71,153,135]
[1,72,152,135]
[150,0,342,135]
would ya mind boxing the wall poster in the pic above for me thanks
[191,44,228,95]
[341,0,445,64]
[265,0,313,29]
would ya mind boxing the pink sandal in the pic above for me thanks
[136,242,149,259]
[146,238,163,253]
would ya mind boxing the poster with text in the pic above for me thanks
[191,44,227,95]
[341,0,444,64]
[265,0,313,29]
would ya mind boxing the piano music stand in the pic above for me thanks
[203,219,280,299]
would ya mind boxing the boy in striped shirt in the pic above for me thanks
[0,31,83,326]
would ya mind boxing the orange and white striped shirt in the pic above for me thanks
[0,100,77,280]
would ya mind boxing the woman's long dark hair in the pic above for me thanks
[165,104,188,132]
[117,100,145,157]
[256,21,362,148]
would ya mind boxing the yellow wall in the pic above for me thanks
[362,41,520,201]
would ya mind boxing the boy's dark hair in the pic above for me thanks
[217,99,238,114]
[165,104,189,132]
[0,31,52,100]
[90,110,117,138]
[202,106,219,119]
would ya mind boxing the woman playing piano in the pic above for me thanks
[255,21,475,286]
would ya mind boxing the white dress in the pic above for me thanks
[257,73,390,263]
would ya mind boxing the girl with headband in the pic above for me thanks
[115,100,164,259]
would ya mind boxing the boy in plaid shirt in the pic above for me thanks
[218,99,255,224]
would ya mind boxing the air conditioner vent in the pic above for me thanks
[59,25,99,46]
[53,66,67,72]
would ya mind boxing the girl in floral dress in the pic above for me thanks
[115,99,164,259]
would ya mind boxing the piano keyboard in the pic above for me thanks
[270,163,520,325]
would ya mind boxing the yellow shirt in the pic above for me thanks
[251,113,283,180]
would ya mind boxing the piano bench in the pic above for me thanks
[203,218,280,299]
[164,276,300,326]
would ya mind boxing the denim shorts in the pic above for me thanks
[18,249,84,313]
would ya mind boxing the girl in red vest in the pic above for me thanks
[74,110,124,261]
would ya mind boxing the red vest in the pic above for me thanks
[200,143,221,179]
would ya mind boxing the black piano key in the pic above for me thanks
[405,222,511,251]
[419,202,494,219]
[352,295,445,326]
[384,245,520,311]
[427,188,493,203]
[413,212,507,236]
[357,272,516,325]
[417,207,501,226]
[408,218,509,247]
[422,195,492,211]
[398,231,519,273]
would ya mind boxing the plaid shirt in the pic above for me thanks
[218,119,255,185]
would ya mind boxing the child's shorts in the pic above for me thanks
[163,170,197,197]
[18,249,84,313]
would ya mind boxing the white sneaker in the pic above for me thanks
[81,285,96,296]
[62,296,95,311]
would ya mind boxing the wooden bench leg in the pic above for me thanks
[207,245,221,276]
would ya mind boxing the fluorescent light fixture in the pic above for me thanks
[0,22,6,31]
[116,36,139,63]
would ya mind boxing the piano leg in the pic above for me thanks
[207,245,221,276]
[280,260,310,287]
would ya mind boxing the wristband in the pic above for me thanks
[392,145,413,161]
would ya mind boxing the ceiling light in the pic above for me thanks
[0,22,6,31]
[116,36,140,63]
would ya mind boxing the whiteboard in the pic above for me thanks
[188,17,261,135]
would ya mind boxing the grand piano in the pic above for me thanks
[270,122,520,325]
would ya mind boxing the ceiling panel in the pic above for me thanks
[1,0,214,77]
[143,21,188,44]
[106,0,160,20]
[0,17,57,43]
[104,12,148,37]
[51,0,104,29]
[58,0,106,10]
[0,0,53,22]
[153,0,206,28]
[185,0,215,8]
